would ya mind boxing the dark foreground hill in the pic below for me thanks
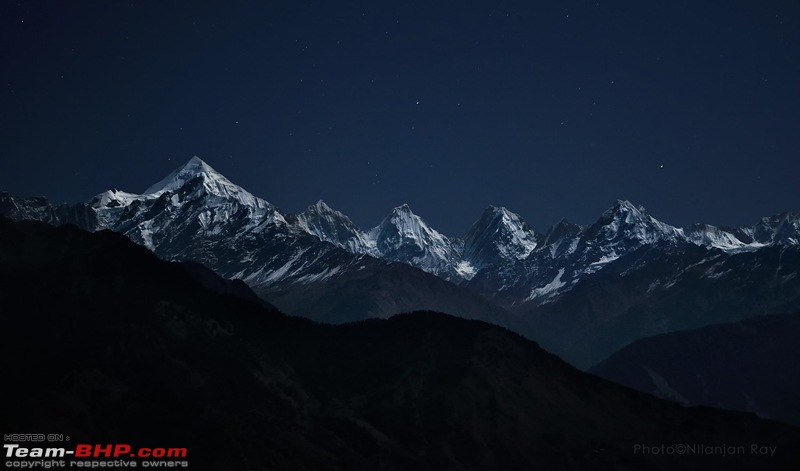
[1,217,798,470]
[591,312,800,427]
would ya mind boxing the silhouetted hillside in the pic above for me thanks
[2,217,798,470]
[592,311,800,426]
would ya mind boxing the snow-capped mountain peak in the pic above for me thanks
[540,218,584,259]
[602,199,648,221]
[753,212,800,245]
[368,204,462,280]
[85,156,287,242]
[589,200,684,245]
[462,205,540,268]
[291,200,376,254]
[686,223,755,252]
[4,161,800,321]
[391,203,414,218]
[141,156,271,211]
[309,200,335,214]
[373,204,437,243]
[143,156,216,195]
[90,188,142,209]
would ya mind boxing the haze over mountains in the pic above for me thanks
[2,155,799,372]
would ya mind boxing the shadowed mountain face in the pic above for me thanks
[3,159,800,375]
[0,165,520,331]
[3,158,800,374]
[2,217,799,470]
[259,256,523,328]
[520,242,800,368]
[591,312,800,427]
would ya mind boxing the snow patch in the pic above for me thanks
[703,264,731,280]
[526,268,566,301]
[263,249,307,283]
[138,221,155,250]
[585,252,620,274]
[455,260,477,279]
[295,266,342,284]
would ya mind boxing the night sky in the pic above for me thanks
[2,1,798,236]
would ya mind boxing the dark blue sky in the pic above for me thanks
[2,1,798,235]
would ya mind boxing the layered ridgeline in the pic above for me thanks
[591,311,800,426]
[2,217,799,470]
[2,156,799,368]
[0,157,516,329]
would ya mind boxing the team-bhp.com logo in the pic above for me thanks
[5,444,187,459]
[5,443,188,468]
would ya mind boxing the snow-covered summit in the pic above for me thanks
[371,205,440,250]
[141,156,272,210]
[292,200,376,254]
[86,156,287,234]
[462,205,540,268]
[368,204,463,280]
[686,223,755,252]
[540,218,584,259]
[372,204,435,244]
[587,200,684,246]
[752,212,800,245]
[90,188,142,208]
[143,156,215,194]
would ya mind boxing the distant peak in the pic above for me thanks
[187,155,206,166]
[484,205,509,215]
[309,200,333,212]
[770,211,800,223]
[466,206,536,240]
[380,204,431,231]
[178,156,214,175]
[462,205,539,263]
[542,217,583,241]
[143,156,224,195]
[137,155,276,213]
[615,199,641,210]
[605,200,648,218]
[302,200,354,221]
[588,199,684,245]
[554,217,579,228]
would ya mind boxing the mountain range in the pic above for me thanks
[3,216,799,470]
[2,156,799,370]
